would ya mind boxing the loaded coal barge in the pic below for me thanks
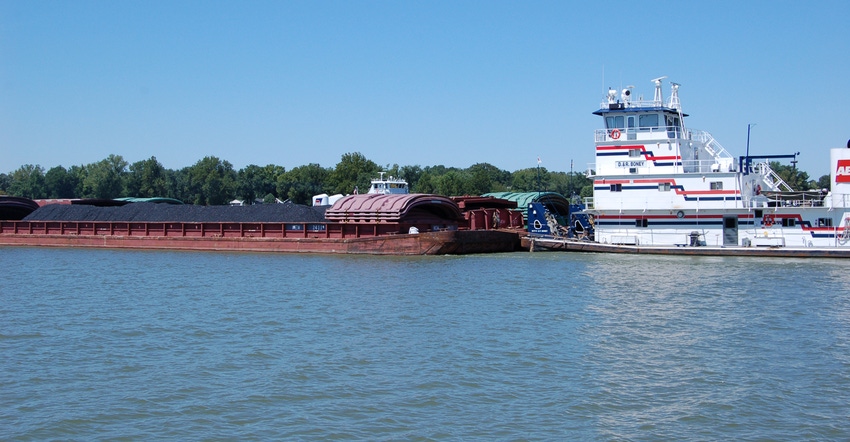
[0,192,524,255]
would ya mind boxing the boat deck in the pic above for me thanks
[523,236,850,258]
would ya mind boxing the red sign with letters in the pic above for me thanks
[836,159,850,183]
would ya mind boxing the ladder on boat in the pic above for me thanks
[756,162,794,192]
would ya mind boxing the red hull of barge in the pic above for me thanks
[0,220,520,255]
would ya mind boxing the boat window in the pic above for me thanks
[639,114,659,128]
[667,115,681,128]
[628,149,641,158]
[658,183,671,192]
[609,183,622,192]
[635,219,648,228]
[817,218,833,227]
[666,115,680,137]
[710,182,723,190]
[606,116,624,129]
[782,218,796,227]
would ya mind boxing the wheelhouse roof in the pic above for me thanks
[593,106,688,117]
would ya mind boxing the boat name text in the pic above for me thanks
[616,161,646,168]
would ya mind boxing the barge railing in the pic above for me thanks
[0,221,410,240]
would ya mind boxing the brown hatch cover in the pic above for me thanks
[325,194,463,223]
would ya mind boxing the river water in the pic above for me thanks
[2,247,849,440]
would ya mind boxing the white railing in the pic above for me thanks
[594,127,684,143]
[599,99,665,109]
[688,129,733,161]
[591,159,732,176]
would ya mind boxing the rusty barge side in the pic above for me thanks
[0,220,521,255]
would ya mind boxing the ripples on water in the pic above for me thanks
[2,247,849,440]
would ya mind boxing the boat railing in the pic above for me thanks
[755,191,828,208]
[594,127,685,143]
[583,197,595,210]
[681,159,737,174]
[0,220,416,240]
[688,129,734,161]
[834,193,850,208]
[598,99,665,109]
[589,159,734,176]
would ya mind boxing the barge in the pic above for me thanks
[0,192,524,255]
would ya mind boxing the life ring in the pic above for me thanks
[610,129,621,140]
[763,214,774,227]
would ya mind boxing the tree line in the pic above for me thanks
[0,152,595,205]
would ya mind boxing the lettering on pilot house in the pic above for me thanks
[616,161,645,168]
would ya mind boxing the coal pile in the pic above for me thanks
[24,202,329,223]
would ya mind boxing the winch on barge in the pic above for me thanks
[523,77,850,257]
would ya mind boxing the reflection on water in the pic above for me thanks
[1,248,849,440]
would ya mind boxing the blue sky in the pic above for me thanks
[2,0,848,178]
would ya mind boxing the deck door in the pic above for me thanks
[627,116,636,140]
[723,216,738,246]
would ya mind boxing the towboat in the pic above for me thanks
[367,172,409,195]
[312,172,409,206]
[524,77,850,257]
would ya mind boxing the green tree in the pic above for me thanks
[44,166,77,198]
[165,168,190,203]
[68,165,88,197]
[435,170,469,196]
[8,164,46,198]
[415,170,436,194]
[816,174,830,191]
[511,167,550,192]
[276,163,330,204]
[126,156,168,198]
[236,164,285,203]
[328,152,378,195]
[466,162,512,194]
[82,154,128,199]
[0,173,11,195]
[770,161,811,190]
[399,165,423,192]
[186,156,237,205]
[548,171,592,198]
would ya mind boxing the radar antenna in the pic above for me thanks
[668,82,681,110]
[651,76,667,104]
